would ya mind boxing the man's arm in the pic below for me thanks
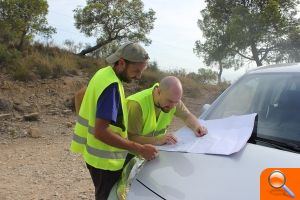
[94,84,157,160]
[75,87,87,115]
[129,134,158,145]
[129,132,177,145]
[175,101,208,137]
[95,118,157,160]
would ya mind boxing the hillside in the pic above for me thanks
[0,48,226,199]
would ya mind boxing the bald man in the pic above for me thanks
[127,76,208,146]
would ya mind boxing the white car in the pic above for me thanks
[109,63,300,200]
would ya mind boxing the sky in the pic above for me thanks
[45,0,274,82]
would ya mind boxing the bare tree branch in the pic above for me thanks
[259,46,275,63]
[229,48,255,60]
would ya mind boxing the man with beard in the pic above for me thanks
[70,42,158,200]
[127,76,208,146]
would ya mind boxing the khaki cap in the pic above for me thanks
[106,42,149,64]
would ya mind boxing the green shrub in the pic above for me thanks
[0,44,21,66]
[137,68,165,89]
[17,52,52,79]
[77,56,105,75]
[0,44,8,64]
[52,54,79,76]
[52,63,66,78]
[36,61,52,79]
[12,62,33,81]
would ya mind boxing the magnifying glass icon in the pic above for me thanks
[268,170,295,198]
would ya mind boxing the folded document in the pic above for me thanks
[158,113,257,155]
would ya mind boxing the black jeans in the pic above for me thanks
[86,163,122,200]
[86,154,135,200]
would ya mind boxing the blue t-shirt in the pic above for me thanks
[96,83,124,130]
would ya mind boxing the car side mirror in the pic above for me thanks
[201,104,211,114]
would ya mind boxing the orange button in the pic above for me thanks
[261,168,300,199]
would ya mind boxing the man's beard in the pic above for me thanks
[161,107,171,113]
[118,70,132,83]
[155,102,171,113]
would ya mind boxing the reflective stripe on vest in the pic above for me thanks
[72,115,128,159]
[72,135,126,158]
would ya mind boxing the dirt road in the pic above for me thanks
[1,106,200,200]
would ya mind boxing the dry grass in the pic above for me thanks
[1,43,105,81]
[0,43,228,99]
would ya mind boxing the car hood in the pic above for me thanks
[127,143,300,200]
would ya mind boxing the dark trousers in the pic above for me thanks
[86,154,135,200]
[86,163,122,200]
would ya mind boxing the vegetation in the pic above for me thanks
[194,7,242,84]
[74,0,156,56]
[0,42,105,81]
[0,0,227,100]
[0,0,55,50]
[195,0,300,81]
[130,66,227,99]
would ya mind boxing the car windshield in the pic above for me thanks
[205,72,300,146]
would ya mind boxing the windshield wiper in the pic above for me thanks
[254,137,300,153]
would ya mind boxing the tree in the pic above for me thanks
[0,0,56,50]
[74,0,156,56]
[187,68,218,84]
[90,40,120,58]
[148,61,159,71]
[198,68,218,84]
[194,8,241,84]
[204,0,299,66]
[276,26,300,62]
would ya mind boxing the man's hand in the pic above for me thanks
[138,144,158,160]
[183,111,208,138]
[156,133,178,145]
[194,125,208,137]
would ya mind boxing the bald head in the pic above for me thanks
[159,76,183,94]
[154,76,183,113]
[152,76,183,113]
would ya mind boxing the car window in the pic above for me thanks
[205,73,300,144]
[207,76,259,117]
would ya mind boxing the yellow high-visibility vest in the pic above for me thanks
[70,66,128,171]
[127,83,176,137]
